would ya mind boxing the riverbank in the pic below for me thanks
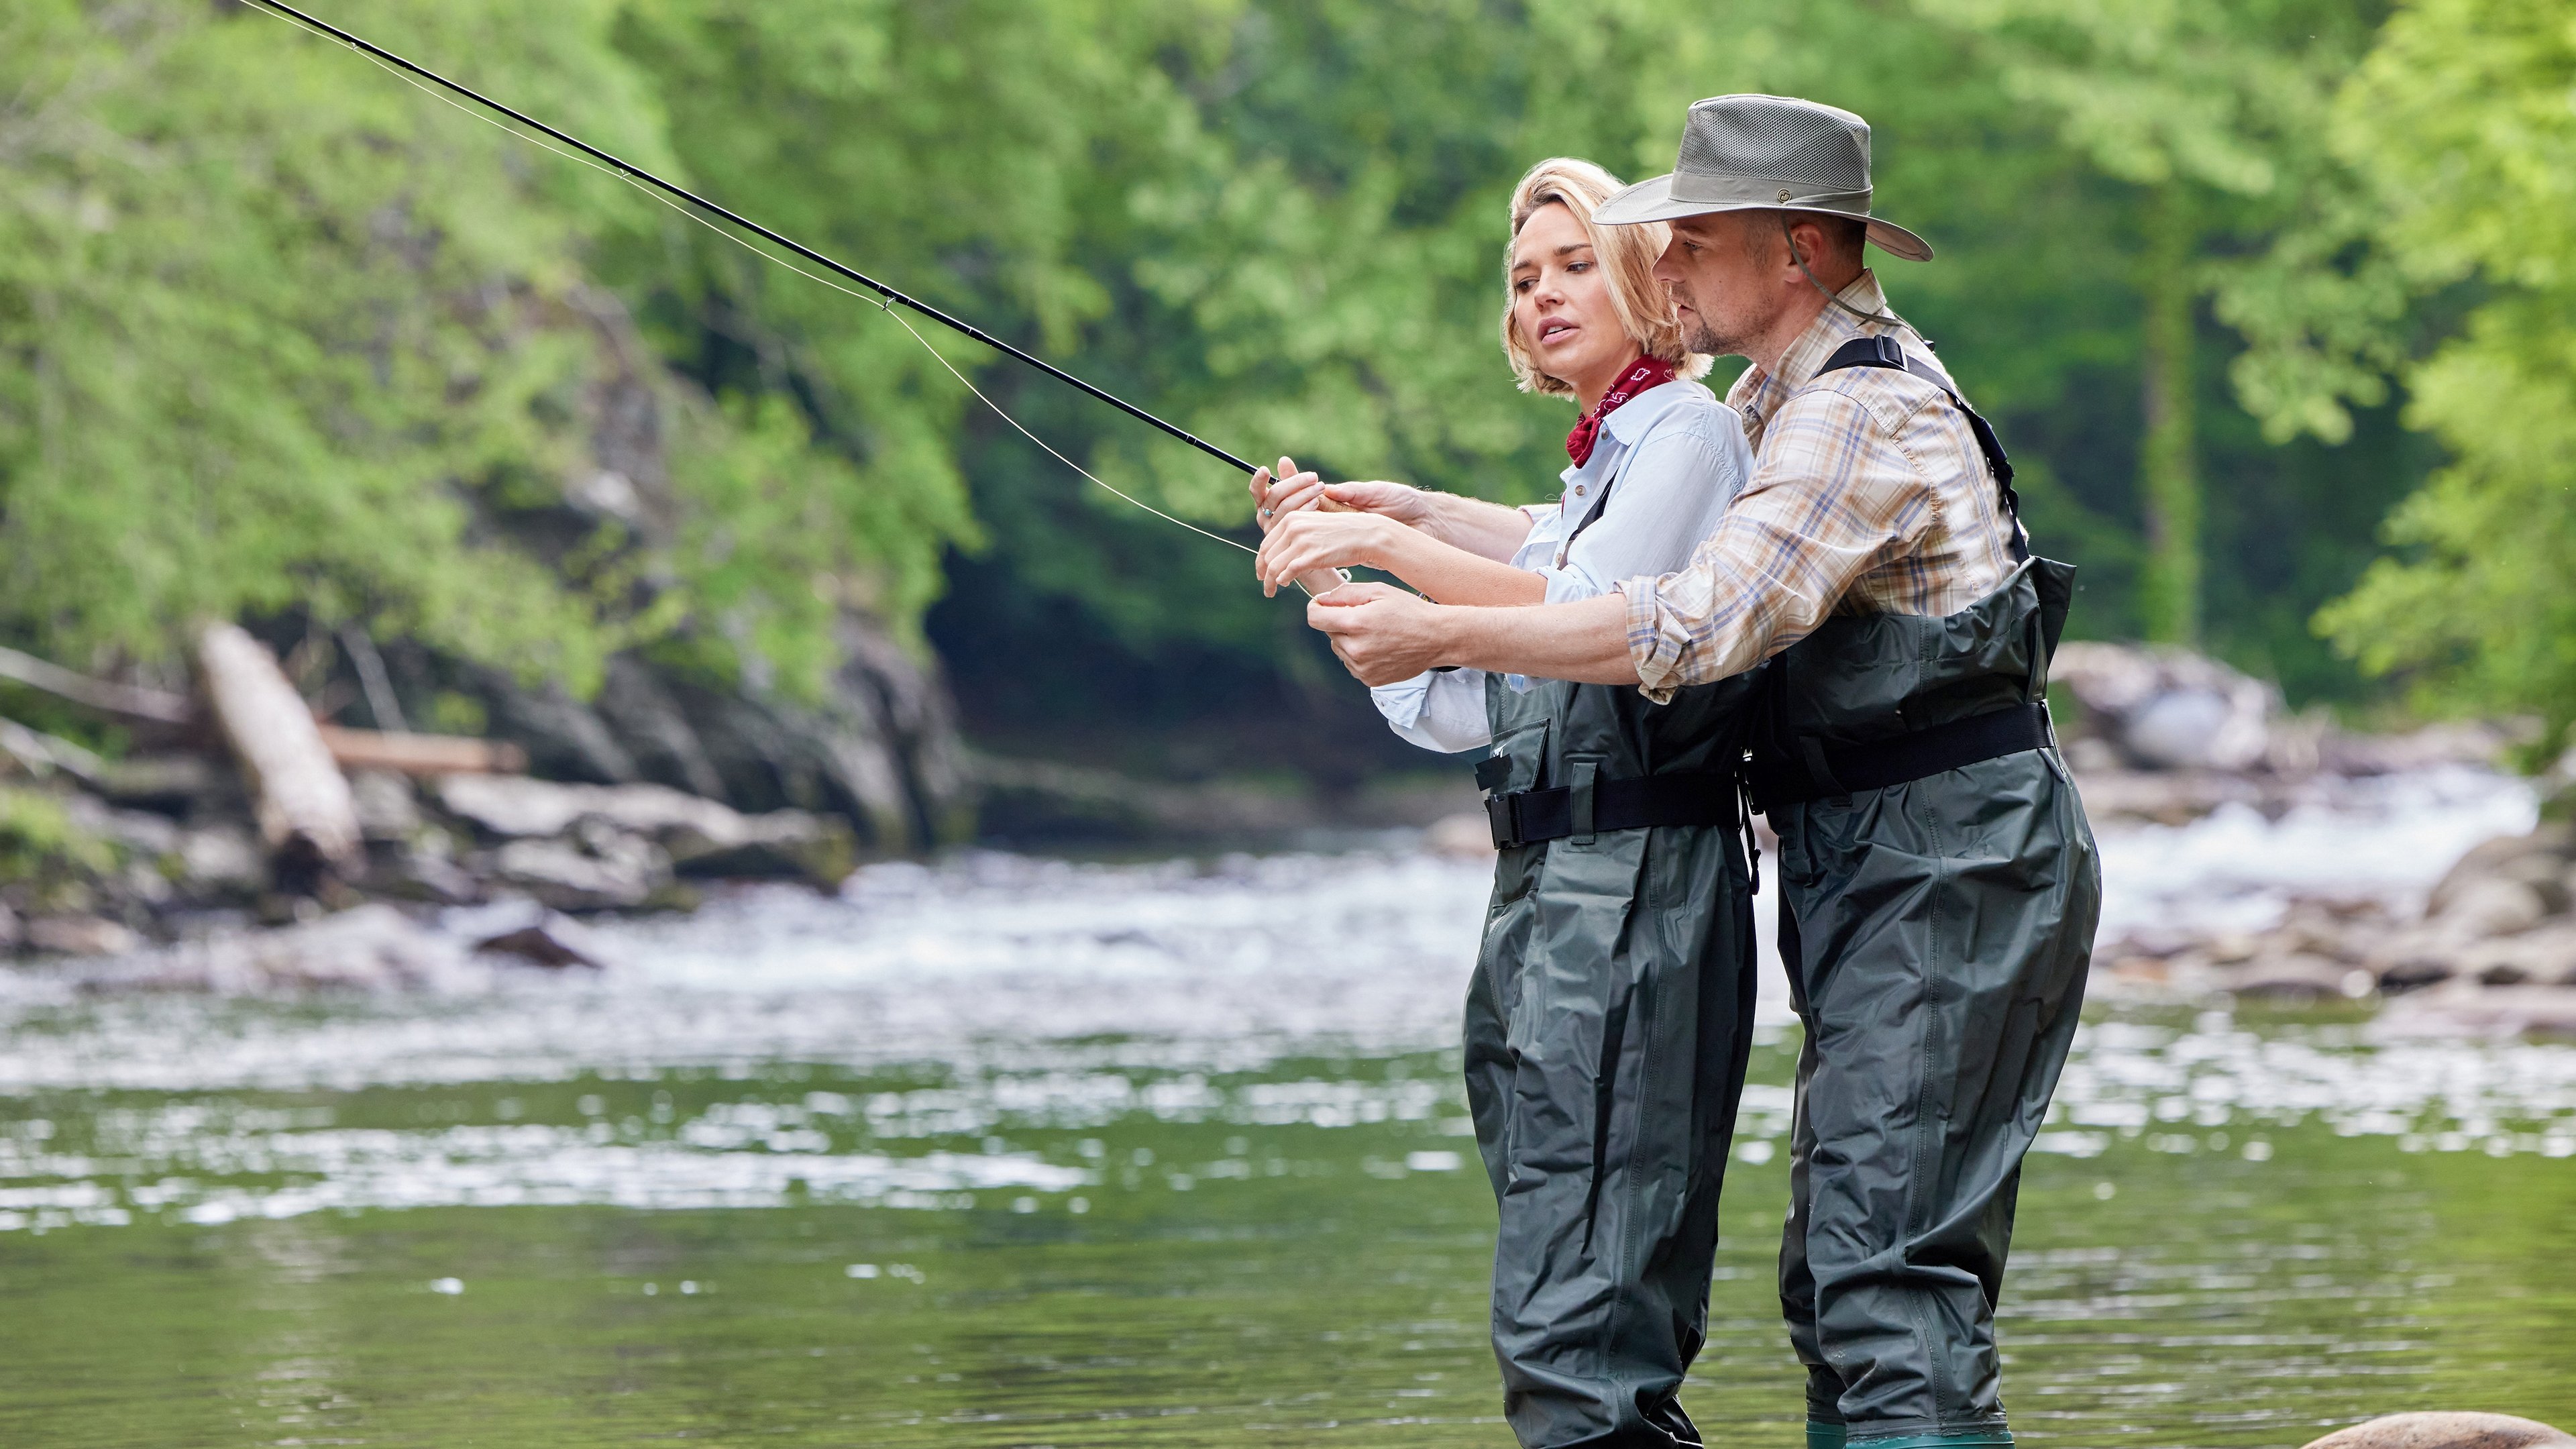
[7,636,2574,1037]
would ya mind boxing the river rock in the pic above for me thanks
[2449,920,2576,986]
[25,913,141,957]
[437,774,739,841]
[664,810,856,887]
[2300,1411,2576,1449]
[488,836,667,912]
[348,769,421,841]
[2375,983,2576,1040]
[84,904,470,992]
[176,825,266,896]
[2439,876,2557,940]
[473,912,607,969]
[372,837,482,906]
[2226,951,2370,1002]
[2426,824,2574,919]
[437,775,853,889]
[2051,641,2279,772]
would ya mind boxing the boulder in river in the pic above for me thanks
[24,912,137,957]
[2051,641,2285,773]
[488,835,671,912]
[436,774,855,892]
[72,904,470,993]
[2375,983,2576,1040]
[473,912,608,970]
[2300,1412,2575,1449]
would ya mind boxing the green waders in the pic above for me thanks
[1464,666,1762,1448]
[1746,335,2103,1449]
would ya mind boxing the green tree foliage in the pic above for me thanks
[1913,0,2384,646]
[2306,0,2576,758]
[0,0,2513,776]
[0,0,967,701]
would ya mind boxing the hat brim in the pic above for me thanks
[1592,174,1935,262]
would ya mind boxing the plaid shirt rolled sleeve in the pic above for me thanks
[1617,272,2021,704]
[1623,389,1931,700]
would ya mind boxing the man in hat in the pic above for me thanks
[1297,95,2100,1449]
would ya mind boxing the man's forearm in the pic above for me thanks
[1433,592,1639,684]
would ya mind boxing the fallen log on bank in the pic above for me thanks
[195,622,361,877]
[315,724,527,777]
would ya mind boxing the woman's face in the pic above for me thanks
[1510,201,1632,398]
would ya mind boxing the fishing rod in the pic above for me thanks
[237,0,1267,482]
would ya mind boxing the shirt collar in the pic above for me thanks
[1602,376,1697,445]
[1557,378,1701,492]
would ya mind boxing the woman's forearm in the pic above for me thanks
[1418,492,1538,562]
[1379,529,1548,606]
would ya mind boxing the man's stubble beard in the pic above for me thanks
[1672,280,1760,360]
[1679,303,1754,360]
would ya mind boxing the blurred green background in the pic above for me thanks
[6,0,2572,802]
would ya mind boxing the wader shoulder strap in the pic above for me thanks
[1556,472,1617,563]
[1817,334,2027,563]
[1486,770,1739,850]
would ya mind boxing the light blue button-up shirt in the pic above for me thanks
[1371,378,1752,753]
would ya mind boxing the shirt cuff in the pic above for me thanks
[1536,563,1605,605]
[1370,673,1433,730]
[1618,576,1689,706]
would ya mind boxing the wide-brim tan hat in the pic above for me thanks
[1595,93,1934,262]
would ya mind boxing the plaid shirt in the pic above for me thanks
[1619,272,2024,702]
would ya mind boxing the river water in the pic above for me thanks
[2,766,2571,1447]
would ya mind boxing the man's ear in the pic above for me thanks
[1780,216,1821,274]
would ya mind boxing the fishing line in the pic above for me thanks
[237,0,1278,561]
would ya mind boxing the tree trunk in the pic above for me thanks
[197,621,362,881]
[2137,184,2202,645]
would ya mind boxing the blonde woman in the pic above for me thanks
[1250,159,1768,1449]
[1252,159,1748,749]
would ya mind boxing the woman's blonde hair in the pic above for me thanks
[1499,158,1711,398]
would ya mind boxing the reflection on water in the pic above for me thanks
[1,768,2571,1446]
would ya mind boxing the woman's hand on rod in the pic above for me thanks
[1249,455,1330,533]
[1256,509,1409,598]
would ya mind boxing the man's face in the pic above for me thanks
[1654,212,1776,358]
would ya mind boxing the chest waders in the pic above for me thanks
[1746,335,2102,1449]
[1466,655,1762,1448]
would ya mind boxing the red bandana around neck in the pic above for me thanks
[1565,355,1679,466]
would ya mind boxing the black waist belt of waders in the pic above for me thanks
[1482,770,1740,850]
[1745,701,2053,813]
